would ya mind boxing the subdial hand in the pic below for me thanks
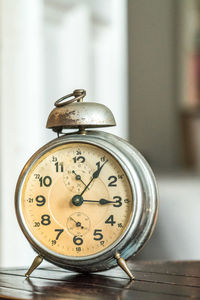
[80,160,108,196]
[70,217,84,229]
[72,170,87,186]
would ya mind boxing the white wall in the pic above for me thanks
[0,0,45,267]
[43,0,128,140]
[0,0,128,267]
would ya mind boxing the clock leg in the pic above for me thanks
[25,254,44,277]
[115,253,134,280]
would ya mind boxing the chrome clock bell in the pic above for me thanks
[15,89,158,280]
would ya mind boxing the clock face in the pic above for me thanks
[21,143,133,257]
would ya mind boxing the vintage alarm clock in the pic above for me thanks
[15,89,158,280]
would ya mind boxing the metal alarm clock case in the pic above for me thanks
[15,89,158,280]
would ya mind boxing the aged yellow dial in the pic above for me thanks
[22,143,133,257]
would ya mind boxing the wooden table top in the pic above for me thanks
[0,260,200,299]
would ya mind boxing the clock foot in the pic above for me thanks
[25,254,43,278]
[115,253,134,281]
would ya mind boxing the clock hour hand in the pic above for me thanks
[71,195,118,206]
[83,198,117,205]
[80,160,108,196]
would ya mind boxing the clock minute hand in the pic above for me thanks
[80,160,108,196]
[80,177,94,196]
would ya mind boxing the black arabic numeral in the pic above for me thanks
[105,215,116,226]
[36,195,46,206]
[113,196,122,207]
[73,156,85,163]
[73,236,83,245]
[41,214,51,226]
[55,229,64,240]
[93,229,103,241]
[108,176,117,187]
[55,162,64,172]
[39,176,52,187]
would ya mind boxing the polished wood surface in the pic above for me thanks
[0,260,200,299]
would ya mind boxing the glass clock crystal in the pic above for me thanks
[15,89,158,280]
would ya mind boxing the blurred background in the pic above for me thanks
[0,0,200,267]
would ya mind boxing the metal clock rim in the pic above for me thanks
[15,130,158,272]
[15,136,140,261]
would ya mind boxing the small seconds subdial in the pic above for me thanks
[67,212,90,236]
